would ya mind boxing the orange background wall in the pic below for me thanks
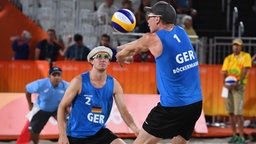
[0,61,255,117]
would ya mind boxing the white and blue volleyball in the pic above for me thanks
[225,76,237,85]
[111,9,136,33]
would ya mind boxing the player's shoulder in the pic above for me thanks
[112,77,120,85]
[73,75,82,82]
[144,32,158,37]
[142,32,159,42]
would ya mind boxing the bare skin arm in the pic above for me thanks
[25,91,33,111]
[57,75,82,144]
[59,48,67,56]
[113,78,140,136]
[252,53,256,65]
[35,48,40,60]
[239,67,249,84]
[116,33,162,67]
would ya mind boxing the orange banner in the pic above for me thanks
[0,61,256,116]
[0,61,49,92]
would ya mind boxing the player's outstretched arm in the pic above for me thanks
[113,78,140,136]
[116,33,160,66]
[57,75,82,144]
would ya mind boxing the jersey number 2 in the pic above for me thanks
[85,97,91,105]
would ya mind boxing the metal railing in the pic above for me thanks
[208,37,256,64]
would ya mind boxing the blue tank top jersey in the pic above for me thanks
[66,72,114,138]
[155,25,202,107]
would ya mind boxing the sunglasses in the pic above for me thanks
[93,54,111,60]
[146,13,162,20]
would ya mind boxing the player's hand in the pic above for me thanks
[116,50,126,67]
[58,135,69,144]
[116,46,135,67]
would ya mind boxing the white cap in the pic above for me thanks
[87,46,113,61]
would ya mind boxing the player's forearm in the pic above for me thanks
[121,110,139,134]
[57,104,68,136]
[25,91,33,110]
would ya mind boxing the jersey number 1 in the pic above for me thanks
[173,34,181,43]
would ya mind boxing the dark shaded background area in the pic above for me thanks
[192,0,256,37]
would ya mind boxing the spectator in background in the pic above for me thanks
[35,29,65,65]
[25,66,69,144]
[99,34,117,62]
[182,15,198,45]
[222,38,252,144]
[97,0,118,25]
[11,30,31,60]
[135,0,151,33]
[64,33,91,61]
[175,0,197,17]
[122,0,133,12]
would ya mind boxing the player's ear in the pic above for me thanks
[156,16,161,24]
[89,58,94,65]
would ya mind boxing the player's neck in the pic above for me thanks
[89,69,107,82]
[89,70,107,88]
[159,24,174,31]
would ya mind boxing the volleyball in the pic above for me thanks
[225,76,237,85]
[111,9,136,33]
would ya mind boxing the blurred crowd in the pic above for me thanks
[10,0,200,64]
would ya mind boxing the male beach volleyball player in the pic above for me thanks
[116,1,202,144]
[57,46,139,144]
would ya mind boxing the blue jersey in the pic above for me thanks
[67,72,114,138]
[26,78,69,112]
[155,26,202,107]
